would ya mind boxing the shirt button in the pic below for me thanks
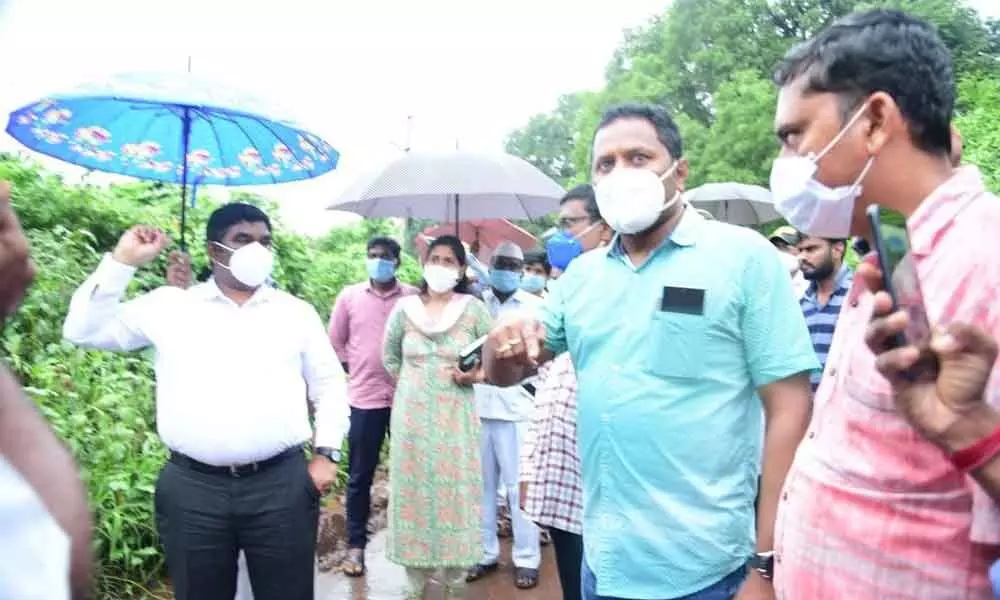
[828,367,837,376]
[850,300,859,307]
[807,431,815,439]
[782,491,788,501]
[776,553,782,564]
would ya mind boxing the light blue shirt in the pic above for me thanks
[541,209,818,599]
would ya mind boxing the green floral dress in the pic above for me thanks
[382,294,492,568]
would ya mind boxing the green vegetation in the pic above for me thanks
[505,0,1000,200]
[0,153,420,598]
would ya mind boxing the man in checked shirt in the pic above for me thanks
[770,9,1000,599]
[519,184,612,600]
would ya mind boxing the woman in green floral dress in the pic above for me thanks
[382,236,493,600]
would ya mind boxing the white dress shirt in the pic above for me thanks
[473,289,541,422]
[0,456,71,600]
[63,254,349,466]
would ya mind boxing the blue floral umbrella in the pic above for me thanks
[5,72,339,247]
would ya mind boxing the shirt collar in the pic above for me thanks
[607,205,705,259]
[366,280,405,298]
[191,278,275,306]
[907,165,987,258]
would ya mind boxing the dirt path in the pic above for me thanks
[318,531,562,600]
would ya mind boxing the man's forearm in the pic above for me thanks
[758,376,812,552]
[0,363,93,598]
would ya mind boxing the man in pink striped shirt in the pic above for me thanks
[328,236,417,577]
[769,9,1000,599]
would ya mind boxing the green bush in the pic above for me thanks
[0,154,419,598]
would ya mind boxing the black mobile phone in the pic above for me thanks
[458,335,487,372]
[865,204,933,351]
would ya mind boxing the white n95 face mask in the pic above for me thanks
[213,242,274,288]
[595,163,681,235]
[769,104,875,239]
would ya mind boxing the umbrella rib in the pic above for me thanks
[235,111,309,185]
[209,111,271,185]
[196,108,230,185]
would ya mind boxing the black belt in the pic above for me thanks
[169,445,304,478]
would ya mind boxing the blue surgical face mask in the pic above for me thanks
[520,273,546,293]
[489,268,522,293]
[366,257,396,283]
[546,231,583,271]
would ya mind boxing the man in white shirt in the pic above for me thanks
[467,242,542,590]
[62,202,349,600]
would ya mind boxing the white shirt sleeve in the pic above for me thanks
[0,456,71,600]
[300,304,350,450]
[62,254,157,351]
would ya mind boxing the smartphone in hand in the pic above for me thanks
[866,204,938,377]
[458,335,487,373]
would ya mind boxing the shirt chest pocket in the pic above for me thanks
[644,310,717,379]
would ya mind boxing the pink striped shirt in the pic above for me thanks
[328,281,417,410]
[775,166,1000,599]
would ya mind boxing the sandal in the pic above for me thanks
[343,548,365,577]
[465,562,498,582]
[515,567,539,589]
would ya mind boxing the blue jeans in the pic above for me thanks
[581,558,746,600]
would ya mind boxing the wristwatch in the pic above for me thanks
[315,446,342,464]
[748,551,774,581]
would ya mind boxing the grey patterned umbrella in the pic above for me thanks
[682,182,781,226]
[327,151,565,223]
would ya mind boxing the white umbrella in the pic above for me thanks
[327,151,565,223]
[682,182,782,226]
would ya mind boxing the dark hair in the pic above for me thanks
[523,249,551,274]
[560,183,603,223]
[772,9,954,155]
[367,236,401,260]
[594,103,684,159]
[206,202,272,243]
[420,234,473,295]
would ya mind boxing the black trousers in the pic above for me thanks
[154,450,319,600]
[550,527,584,600]
[346,406,391,549]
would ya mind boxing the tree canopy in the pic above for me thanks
[505,0,1000,195]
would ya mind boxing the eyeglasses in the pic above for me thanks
[558,216,590,229]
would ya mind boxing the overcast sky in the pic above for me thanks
[0,0,995,235]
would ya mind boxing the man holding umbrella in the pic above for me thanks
[62,202,349,600]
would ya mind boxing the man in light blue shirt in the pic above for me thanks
[484,103,817,600]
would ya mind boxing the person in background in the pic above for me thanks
[520,188,613,600]
[381,235,491,600]
[544,184,607,278]
[795,236,852,395]
[520,250,550,297]
[769,226,809,297]
[63,203,349,600]
[0,181,93,600]
[467,241,543,590]
[329,236,418,577]
[486,103,816,600]
[769,9,1000,598]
